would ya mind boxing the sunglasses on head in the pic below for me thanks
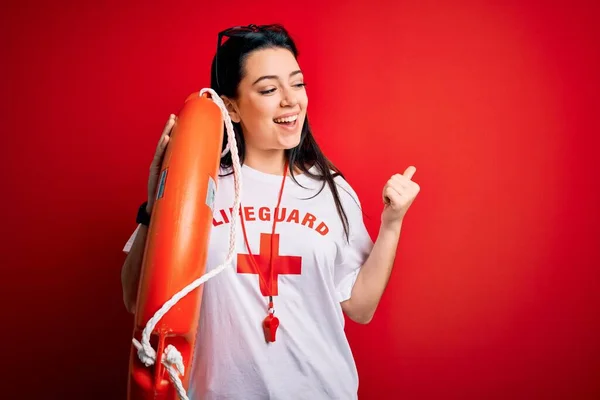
[217,24,285,47]
[215,24,286,90]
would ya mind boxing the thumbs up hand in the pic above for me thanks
[381,166,420,228]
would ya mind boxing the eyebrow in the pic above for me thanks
[252,70,303,85]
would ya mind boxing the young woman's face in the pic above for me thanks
[225,47,308,154]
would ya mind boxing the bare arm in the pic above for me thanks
[341,166,420,324]
[341,223,401,324]
[120,114,175,313]
[121,224,148,313]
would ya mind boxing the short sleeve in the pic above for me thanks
[333,181,374,303]
[122,224,142,254]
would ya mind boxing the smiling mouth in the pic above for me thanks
[274,114,298,126]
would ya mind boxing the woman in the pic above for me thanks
[121,24,420,400]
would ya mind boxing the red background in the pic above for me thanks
[2,0,599,399]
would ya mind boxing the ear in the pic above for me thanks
[221,95,241,123]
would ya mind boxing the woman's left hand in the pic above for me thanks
[381,166,420,228]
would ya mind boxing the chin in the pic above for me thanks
[271,117,304,149]
[280,133,302,149]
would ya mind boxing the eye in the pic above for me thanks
[259,88,276,95]
[294,83,306,88]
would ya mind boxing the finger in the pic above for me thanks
[391,175,410,190]
[152,136,169,164]
[383,184,392,204]
[162,114,176,135]
[385,177,406,198]
[152,116,176,165]
[155,115,176,151]
[159,134,170,151]
[393,174,420,193]
[403,166,417,180]
[383,185,403,205]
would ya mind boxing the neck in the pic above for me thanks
[244,148,288,176]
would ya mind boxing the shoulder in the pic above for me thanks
[332,174,365,223]
[333,174,360,202]
[307,164,364,214]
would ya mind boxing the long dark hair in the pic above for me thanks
[211,24,351,241]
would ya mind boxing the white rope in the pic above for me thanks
[132,88,242,400]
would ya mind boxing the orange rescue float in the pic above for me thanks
[128,92,224,399]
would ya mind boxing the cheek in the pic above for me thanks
[244,97,276,126]
[299,91,308,110]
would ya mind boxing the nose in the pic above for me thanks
[280,86,298,107]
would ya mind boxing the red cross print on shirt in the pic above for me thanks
[237,233,302,296]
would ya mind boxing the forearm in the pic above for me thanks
[121,224,148,313]
[344,221,402,323]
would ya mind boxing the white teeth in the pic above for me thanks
[274,115,298,123]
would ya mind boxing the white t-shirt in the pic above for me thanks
[123,163,374,400]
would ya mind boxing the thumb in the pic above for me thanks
[403,166,416,180]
